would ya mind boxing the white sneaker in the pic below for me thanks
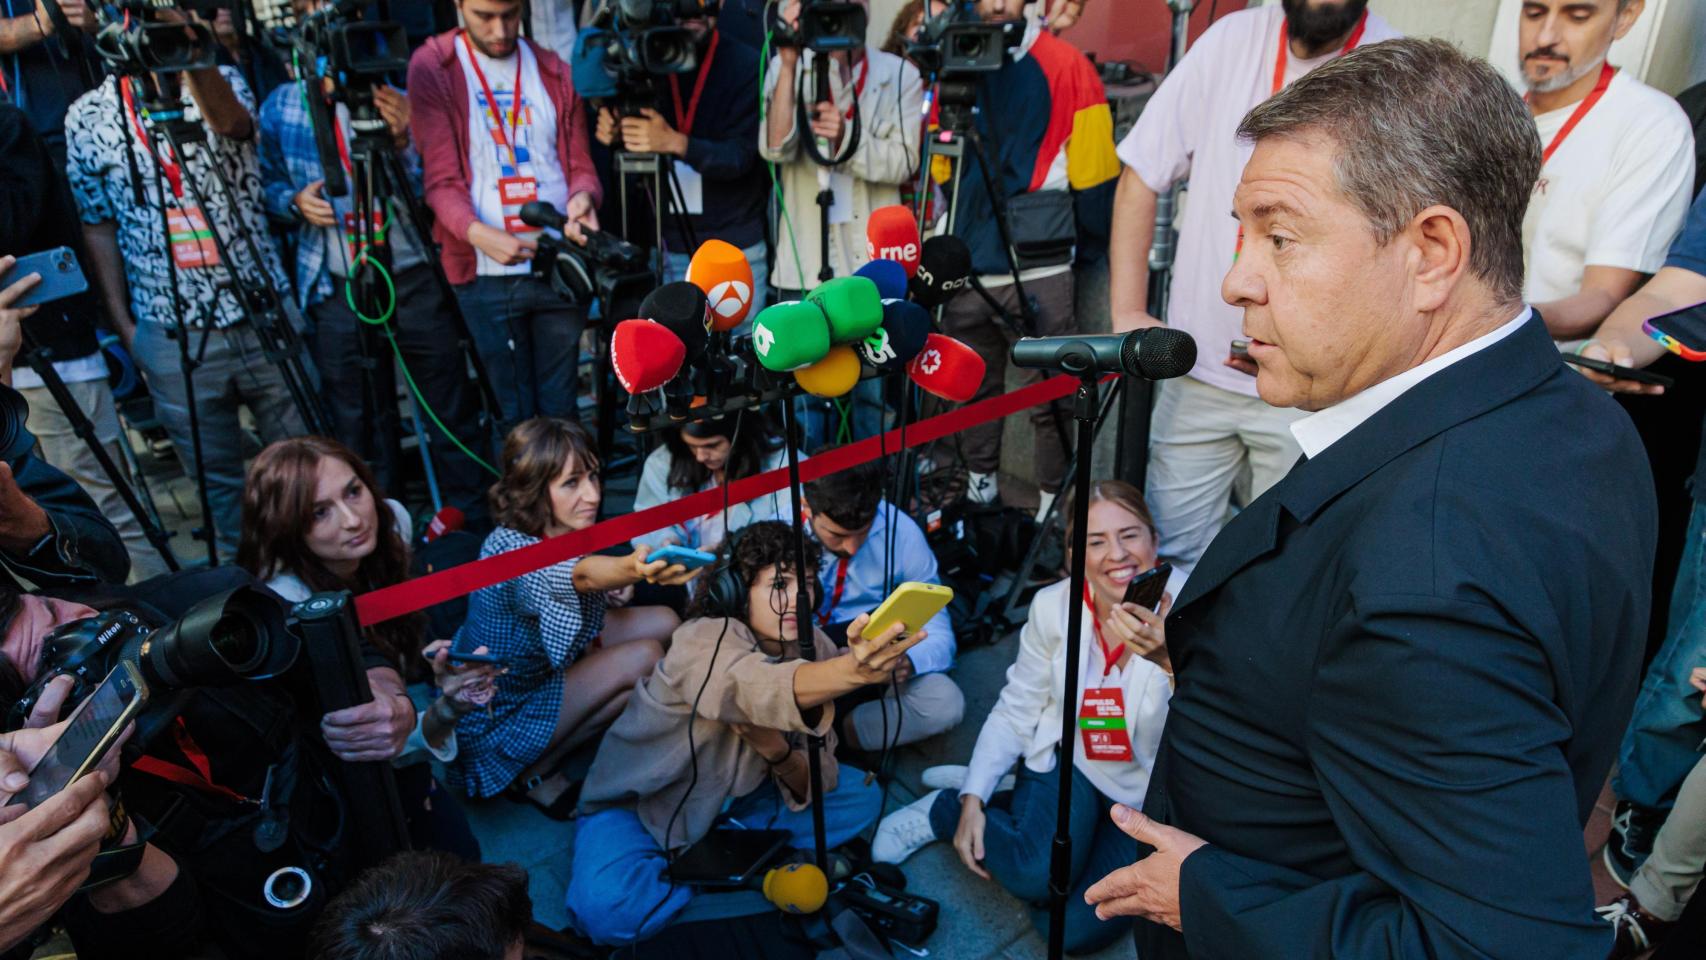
[872,789,943,864]
[921,765,1016,794]
[966,471,999,505]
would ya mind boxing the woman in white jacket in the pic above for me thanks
[871,480,1172,954]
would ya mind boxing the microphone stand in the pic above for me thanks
[780,395,831,873]
[1047,366,1106,960]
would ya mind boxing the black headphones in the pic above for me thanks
[697,526,825,622]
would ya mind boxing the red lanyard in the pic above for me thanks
[131,719,252,804]
[120,77,183,198]
[1083,582,1123,680]
[461,30,525,168]
[1531,62,1616,167]
[843,56,869,120]
[817,556,849,627]
[669,31,721,136]
[331,111,355,177]
[1272,9,1367,95]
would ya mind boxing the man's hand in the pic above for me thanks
[0,770,110,952]
[1691,666,1706,710]
[619,108,688,158]
[321,693,413,763]
[0,257,41,383]
[1046,0,1089,32]
[843,615,926,684]
[374,86,411,146]
[466,221,537,266]
[36,0,96,36]
[1110,309,1163,334]
[1083,804,1207,931]
[563,191,599,245]
[1576,340,1666,396]
[595,107,620,148]
[808,102,844,151]
[0,461,54,553]
[292,179,338,229]
[777,0,801,67]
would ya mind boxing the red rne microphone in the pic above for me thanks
[612,319,686,394]
[908,333,984,403]
[423,506,465,544]
[866,205,922,278]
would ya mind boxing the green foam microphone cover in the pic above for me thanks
[807,276,884,344]
[751,300,832,372]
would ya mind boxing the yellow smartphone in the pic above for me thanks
[864,582,954,638]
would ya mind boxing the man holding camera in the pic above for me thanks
[593,2,769,303]
[260,0,491,529]
[927,0,1119,513]
[410,0,602,434]
[0,0,102,170]
[65,19,306,563]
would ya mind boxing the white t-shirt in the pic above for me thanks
[1521,69,1695,305]
[1116,6,1401,396]
[454,38,570,277]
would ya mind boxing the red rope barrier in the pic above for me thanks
[355,374,1093,625]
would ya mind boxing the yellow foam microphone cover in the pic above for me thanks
[792,344,861,398]
[762,862,828,915]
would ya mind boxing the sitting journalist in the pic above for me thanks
[0,264,131,591]
[452,418,696,815]
[237,436,496,857]
[632,411,788,553]
[566,520,909,945]
[872,481,1173,954]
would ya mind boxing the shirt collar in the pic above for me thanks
[1289,307,1533,460]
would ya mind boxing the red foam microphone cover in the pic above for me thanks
[908,333,984,403]
[424,506,465,544]
[612,319,686,394]
[866,205,922,278]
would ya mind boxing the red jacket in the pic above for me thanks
[407,30,603,285]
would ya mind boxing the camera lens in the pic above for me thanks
[952,34,987,59]
[208,613,264,673]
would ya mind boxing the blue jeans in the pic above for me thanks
[452,274,586,435]
[928,762,1137,955]
[1616,501,1706,811]
[564,768,882,945]
[663,241,769,340]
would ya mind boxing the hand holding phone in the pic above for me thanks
[1561,353,1673,389]
[864,581,954,638]
[6,663,146,810]
[2,248,88,309]
[645,544,718,571]
[1121,563,1172,612]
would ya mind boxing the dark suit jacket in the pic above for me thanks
[1136,315,1656,959]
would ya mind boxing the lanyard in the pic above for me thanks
[1531,61,1616,167]
[1271,9,1367,95]
[668,31,721,136]
[1236,11,1368,262]
[331,110,354,177]
[120,77,183,198]
[817,556,849,627]
[843,56,869,121]
[461,30,525,169]
[131,719,253,805]
[1083,582,1123,680]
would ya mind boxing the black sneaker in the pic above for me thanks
[1602,838,1638,890]
[1596,895,1673,959]
[1611,800,1664,861]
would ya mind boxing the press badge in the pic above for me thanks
[167,207,220,269]
[1078,687,1134,762]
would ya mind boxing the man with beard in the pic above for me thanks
[1518,0,1691,340]
[1107,0,1400,575]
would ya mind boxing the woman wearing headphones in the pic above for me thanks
[566,520,920,946]
[869,480,1173,954]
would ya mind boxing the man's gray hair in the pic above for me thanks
[1237,38,1541,303]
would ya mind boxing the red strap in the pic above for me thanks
[1272,9,1367,95]
[1083,582,1124,679]
[461,30,525,169]
[121,77,182,198]
[817,556,849,627]
[1532,62,1616,167]
[331,110,354,178]
[843,56,869,121]
[131,719,251,804]
[668,32,721,137]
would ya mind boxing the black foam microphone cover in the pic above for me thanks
[640,282,711,361]
[908,235,973,309]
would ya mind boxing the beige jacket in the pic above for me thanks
[579,617,842,851]
[759,47,924,292]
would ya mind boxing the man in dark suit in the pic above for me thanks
[1083,37,1657,959]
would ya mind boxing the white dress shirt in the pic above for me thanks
[1290,308,1533,460]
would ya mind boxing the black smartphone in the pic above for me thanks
[428,647,508,667]
[9,662,147,809]
[1121,563,1171,612]
[1561,354,1674,388]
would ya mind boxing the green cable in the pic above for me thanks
[386,327,501,476]
[759,15,810,298]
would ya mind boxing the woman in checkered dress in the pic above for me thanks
[453,418,703,814]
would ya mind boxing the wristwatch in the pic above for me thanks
[288,200,306,224]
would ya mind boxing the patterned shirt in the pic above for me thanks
[451,525,607,798]
[65,69,291,330]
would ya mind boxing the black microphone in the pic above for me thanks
[518,201,566,230]
[908,235,973,309]
[1010,328,1198,380]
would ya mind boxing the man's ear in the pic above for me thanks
[1406,204,1473,314]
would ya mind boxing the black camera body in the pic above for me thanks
[574,0,717,117]
[93,6,219,76]
[905,1,1020,78]
[767,0,868,53]
[294,1,409,91]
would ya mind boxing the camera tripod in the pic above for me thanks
[121,70,330,564]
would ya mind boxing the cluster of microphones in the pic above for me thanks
[610,205,987,430]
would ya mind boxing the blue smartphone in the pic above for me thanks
[5,247,89,308]
[647,544,718,570]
